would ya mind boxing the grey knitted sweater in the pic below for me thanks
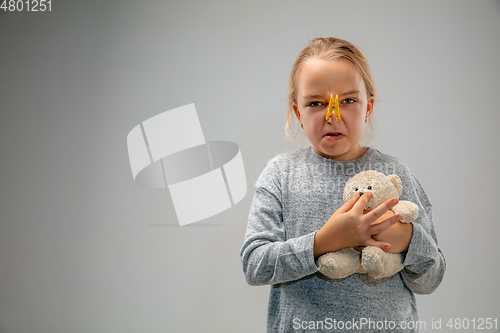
[240,147,445,333]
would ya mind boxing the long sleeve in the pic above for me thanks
[238,147,444,332]
[400,168,446,294]
[239,159,320,286]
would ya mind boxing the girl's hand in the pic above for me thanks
[313,192,402,259]
[371,211,413,253]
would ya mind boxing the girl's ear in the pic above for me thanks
[366,96,374,118]
[292,103,301,122]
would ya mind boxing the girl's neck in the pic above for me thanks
[313,144,367,161]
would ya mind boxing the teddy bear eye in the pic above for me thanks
[355,187,358,191]
[367,186,372,190]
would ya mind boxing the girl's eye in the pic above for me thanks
[342,98,356,104]
[307,101,324,108]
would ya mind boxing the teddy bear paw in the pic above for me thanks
[319,249,362,279]
[392,201,418,223]
[361,246,404,279]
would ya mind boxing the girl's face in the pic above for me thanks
[293,57,374,161]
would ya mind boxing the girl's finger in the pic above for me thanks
[365,198,399,222]
[364,238,392,251]
[337,192,360,213]
[369,214,401,235]
[352,191,374,213]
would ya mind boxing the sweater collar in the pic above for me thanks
[309,146,375,164]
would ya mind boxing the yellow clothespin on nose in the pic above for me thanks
[325,94,341,121]
[325,94,334,121]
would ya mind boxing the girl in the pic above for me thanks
[240,37,445,332]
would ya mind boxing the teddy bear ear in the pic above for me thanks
[387,174,403,195]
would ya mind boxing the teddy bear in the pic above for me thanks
[318,170,419,279]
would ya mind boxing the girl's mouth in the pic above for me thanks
[324,132,344,141]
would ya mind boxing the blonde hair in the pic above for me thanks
[285,37,378,149]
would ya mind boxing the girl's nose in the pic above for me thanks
[326,112,339,124]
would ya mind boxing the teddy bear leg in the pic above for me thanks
[361,246,404,279]
[319,249,362,279]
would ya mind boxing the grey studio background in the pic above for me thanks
[1,1,499,332]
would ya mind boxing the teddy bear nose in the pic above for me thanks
[358,191,364,196]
